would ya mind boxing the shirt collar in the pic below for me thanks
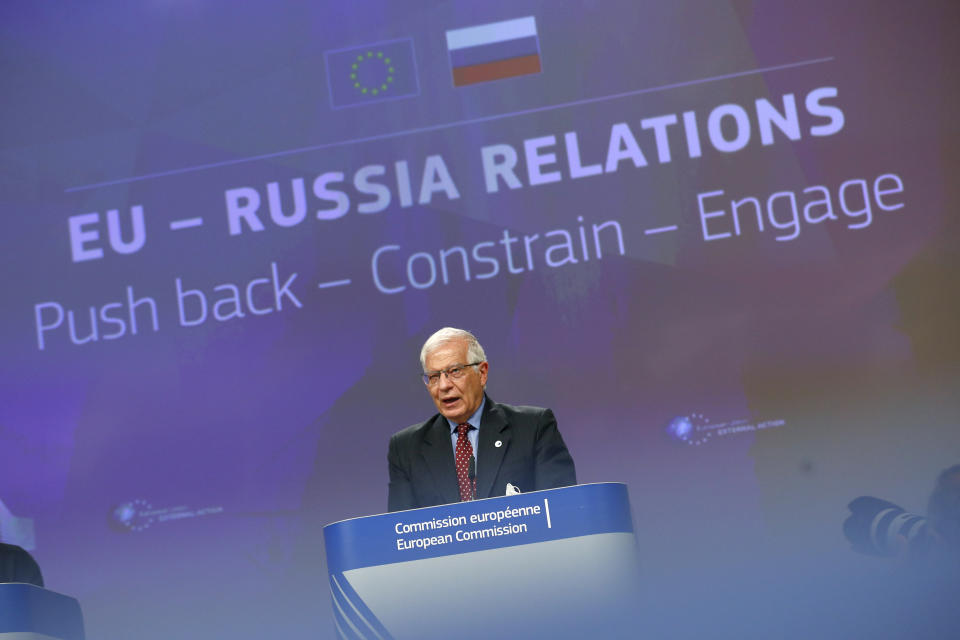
[447,396,486,433]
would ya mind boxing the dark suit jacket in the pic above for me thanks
[0,542,44,587]
[387,396,576,512]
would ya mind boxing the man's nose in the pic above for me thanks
[437,372,454,389]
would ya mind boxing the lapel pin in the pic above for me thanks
[495,440,502,448]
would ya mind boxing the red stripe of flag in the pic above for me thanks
[452,54,541,87]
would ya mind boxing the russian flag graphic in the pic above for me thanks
[445,16,542,87]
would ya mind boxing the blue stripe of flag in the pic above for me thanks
[449,35,539,69]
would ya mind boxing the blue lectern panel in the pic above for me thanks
[323,483,639,639]
[0,584,85,640]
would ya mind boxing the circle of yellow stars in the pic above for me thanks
[351,50,395,96]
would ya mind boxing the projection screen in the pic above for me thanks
[1,1,958,638]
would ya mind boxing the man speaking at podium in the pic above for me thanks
[388,327,576,512]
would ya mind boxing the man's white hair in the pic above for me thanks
[420,327,487,371]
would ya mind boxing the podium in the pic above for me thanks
[323,482,639,640]
[0,583,85,640]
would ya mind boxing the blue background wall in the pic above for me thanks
[1,2,958,637]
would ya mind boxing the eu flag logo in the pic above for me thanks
[324,38,420,109]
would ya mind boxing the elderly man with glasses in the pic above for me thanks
[387,327,576,512]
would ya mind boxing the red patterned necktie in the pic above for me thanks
[455,423,475,501]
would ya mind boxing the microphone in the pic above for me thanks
[468,456,477,500]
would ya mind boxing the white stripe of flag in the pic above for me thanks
[445,16,537,51]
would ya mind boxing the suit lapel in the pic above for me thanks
[421,416,461,506]
[476,397,510,499]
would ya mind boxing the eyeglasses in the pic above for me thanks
[422,362,484,387]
